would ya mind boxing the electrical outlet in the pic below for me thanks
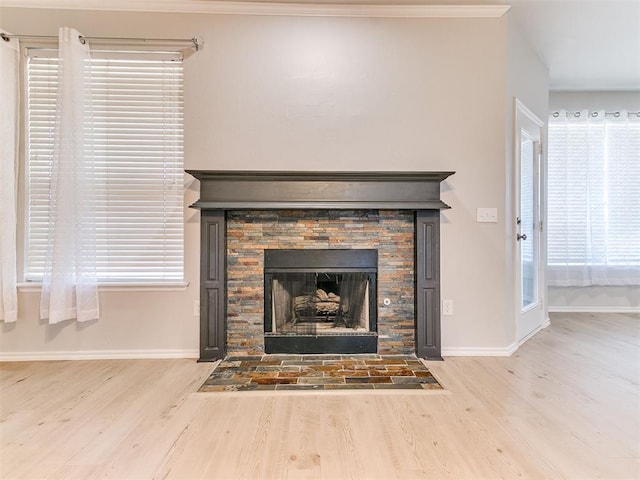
[442,299,453,316]
[193,300,200,317]
[477,207,498,223]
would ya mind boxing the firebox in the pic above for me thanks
[264,249,378,354]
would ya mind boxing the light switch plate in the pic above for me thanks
[477,207,498,223]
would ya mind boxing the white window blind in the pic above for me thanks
[26,51,184,282]
[547,110,640,286]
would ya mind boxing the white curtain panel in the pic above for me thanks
[547,110,640,286]
[0,31,19,323]
[40,27,99,323]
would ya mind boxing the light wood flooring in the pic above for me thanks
[1,313,638,479]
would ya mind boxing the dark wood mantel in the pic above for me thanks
[186,170,454,210]
[186,170,454,362]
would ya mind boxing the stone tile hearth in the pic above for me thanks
[198,354,444,392]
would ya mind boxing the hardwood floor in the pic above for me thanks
[1,313,638,479]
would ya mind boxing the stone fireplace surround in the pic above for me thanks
[187,170,454,361]
[230,211,410,355]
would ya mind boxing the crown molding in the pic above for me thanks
[1,0,511,18]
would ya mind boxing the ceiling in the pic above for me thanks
[2,0,639,90]
[487,0,640,91]
[337,0,640,90]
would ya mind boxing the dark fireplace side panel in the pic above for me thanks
[199,210,226,361]
[416,210,442,360]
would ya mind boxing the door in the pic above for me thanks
[515,99,545,343]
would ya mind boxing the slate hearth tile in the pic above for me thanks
[221,384,258,392]
[246,372,279,379]
[334,361,367,368]
[325,384,375,390]
[251,377,297,385]
[323,369,370,377]
[208,371,237,379]
[238,384,279,391]
[306,365,345,373]
[277,371,316,378]
[366,369,390,377]
[276,384,324,391]
[298,377,345,385]
[384,368,416,376]
[239,361,282,367]
[282,360,324,366]
[352,364,377,370]
[304,355,343,361]
[390,376,422,384]
[318,360,341,366]
[204,378,251,386]
[342,354,380,360]
[364,359,407,366]
[405,360,423,366]
[226,356,263,362]
[255,365,301,372]
[217,361,242,368]
[263,355,303,362]
[345,376,392,384]
[390,355,419,361]
[386,364,414,370]
[414,371,436,378]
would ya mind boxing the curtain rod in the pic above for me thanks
[552,110,640,118]
[0,32,199,51]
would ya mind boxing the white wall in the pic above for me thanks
[547,91,640,312]
[0,6,548,358]
[504,17,550,341]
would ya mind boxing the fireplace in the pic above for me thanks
[187,170,454,361]
[264,249,378,354]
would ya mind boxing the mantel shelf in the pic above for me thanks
[186,170,455,182]
[186,170,455,211]
[189,200,451,210]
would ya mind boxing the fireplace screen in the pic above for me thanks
[264,249,377,352]
[270,272,371,335]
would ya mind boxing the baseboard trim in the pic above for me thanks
[442,343,518,357]
[0,349,199,362]
[549,306,640,313]
[442,318,552,358]
[518,319,550,347]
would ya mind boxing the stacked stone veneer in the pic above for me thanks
[226,210,415,355]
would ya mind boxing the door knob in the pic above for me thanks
[517,233,527,241]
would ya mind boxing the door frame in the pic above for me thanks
[513,98,547,344]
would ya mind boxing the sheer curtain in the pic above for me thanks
[0,31,19,323]
[547,109,640,286]
[40,27,99,323]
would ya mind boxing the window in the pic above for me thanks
[547,110,640,286]
[25,50,184,282]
